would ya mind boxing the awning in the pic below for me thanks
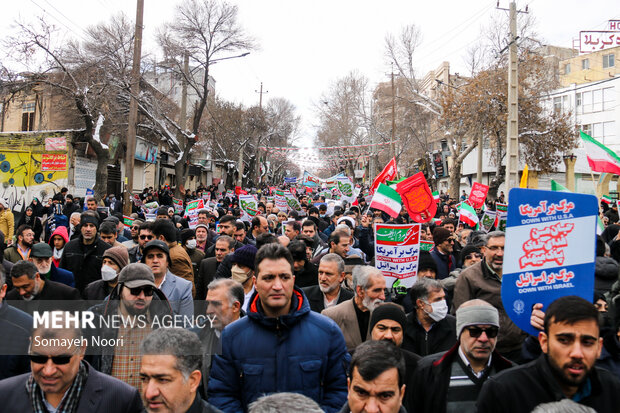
[161,167,176,176]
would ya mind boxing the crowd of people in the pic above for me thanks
[0,183,618,412]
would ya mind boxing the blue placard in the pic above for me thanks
[502,188,597,336]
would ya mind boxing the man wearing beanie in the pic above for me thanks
[59,211,111,293]
[228,244,258,313]
[84,246,129,300]
[430,226,458,280]
[368,302,421,413]
[410,299,513,413]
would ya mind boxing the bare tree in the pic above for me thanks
[157,0,255,195]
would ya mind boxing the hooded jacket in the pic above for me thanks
[207,287,350,413]
[594,256,618,295]
[48,225,69,267]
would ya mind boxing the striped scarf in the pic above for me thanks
[26,361,89,413]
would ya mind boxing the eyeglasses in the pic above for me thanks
[29,354,75,365]
[127,286,155,297]
[140,235,154,240]
[486,245,504,251]
[131,226,140,230]
[464,253,483,260]
[465,326,499,338]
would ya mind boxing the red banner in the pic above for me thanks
[468,182,489,209]
[41,154,67,171]
[369,157,397,194]
[235,186,241,195]
[396,172,437,223]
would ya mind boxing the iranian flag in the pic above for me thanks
[432,191,440,202]
[458,202,479,227]
[602,195,612,205]
[581,130,620,175]
[369,183,402,218]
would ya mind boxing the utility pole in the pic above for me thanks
[391,70,397,162]
[124,0,144,216]
[253,82,268,184]
[179,51,189,131]
[504,1,519,201]
[477,131,483,183]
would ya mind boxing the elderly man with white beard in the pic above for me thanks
[322,265,386,353]
[303,254,354,313]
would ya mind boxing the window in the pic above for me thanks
[582,91,592,113]
[582,124,592,136]
[589,121,616,145]
[564,63,571,74]
[553,97,562,114]
[603,54,615,69]
[603,87,615,111]
[576,93,582,114]
[582,59,590,70]
[592,89,603,112]
[21,102,35,131]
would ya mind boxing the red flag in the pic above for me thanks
[467,182,489,209]
[396,172,437,223]
[239,189,248,195]
[369,157,397,194]
[235,186,241,195]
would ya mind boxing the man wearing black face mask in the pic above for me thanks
[402,278,456,357]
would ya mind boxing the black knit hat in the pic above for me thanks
[181,228,195,245]
[418,251,437,274]
[231,244,258,270]
[80,214,99,230]
[369,302,407,332]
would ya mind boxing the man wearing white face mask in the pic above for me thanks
[228,244,258,313]
[84,246,129,300]
[403,277,456,357]
[182,228,205,284]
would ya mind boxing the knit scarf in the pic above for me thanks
[26,361,89,413]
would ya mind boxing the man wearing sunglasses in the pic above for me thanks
[430,227,458,280]
[128,221,154,264]
[0,313,144,412]
[86,263,174,389]
[454,231,528,363]
[409,299,513,412]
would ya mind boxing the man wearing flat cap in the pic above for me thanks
[86,262,174,388]
[409,299,513,413]
[60,212,111,293]
[28,242,75,287]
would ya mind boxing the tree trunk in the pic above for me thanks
[93,152,109,202]
[174,160,186,197]
[447,135,477,200]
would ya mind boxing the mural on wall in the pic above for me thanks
[0,151,68,211]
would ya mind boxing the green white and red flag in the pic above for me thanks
[457,202,479,227]
[432,191,440,202]
[602,195,612,205]
[369,183,402,218]
[581,130,620,175]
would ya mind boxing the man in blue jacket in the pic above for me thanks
[208,243,350,412]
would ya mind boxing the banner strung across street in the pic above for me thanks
[374,223,421,289]
[502,188,597,336]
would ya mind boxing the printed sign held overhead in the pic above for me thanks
[502,188,597,336]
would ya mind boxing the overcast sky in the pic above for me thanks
[3,0,618,151]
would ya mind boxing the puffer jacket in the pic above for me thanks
[0,209,14,243]
[595,256,618,296]
[208,287,350,413]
